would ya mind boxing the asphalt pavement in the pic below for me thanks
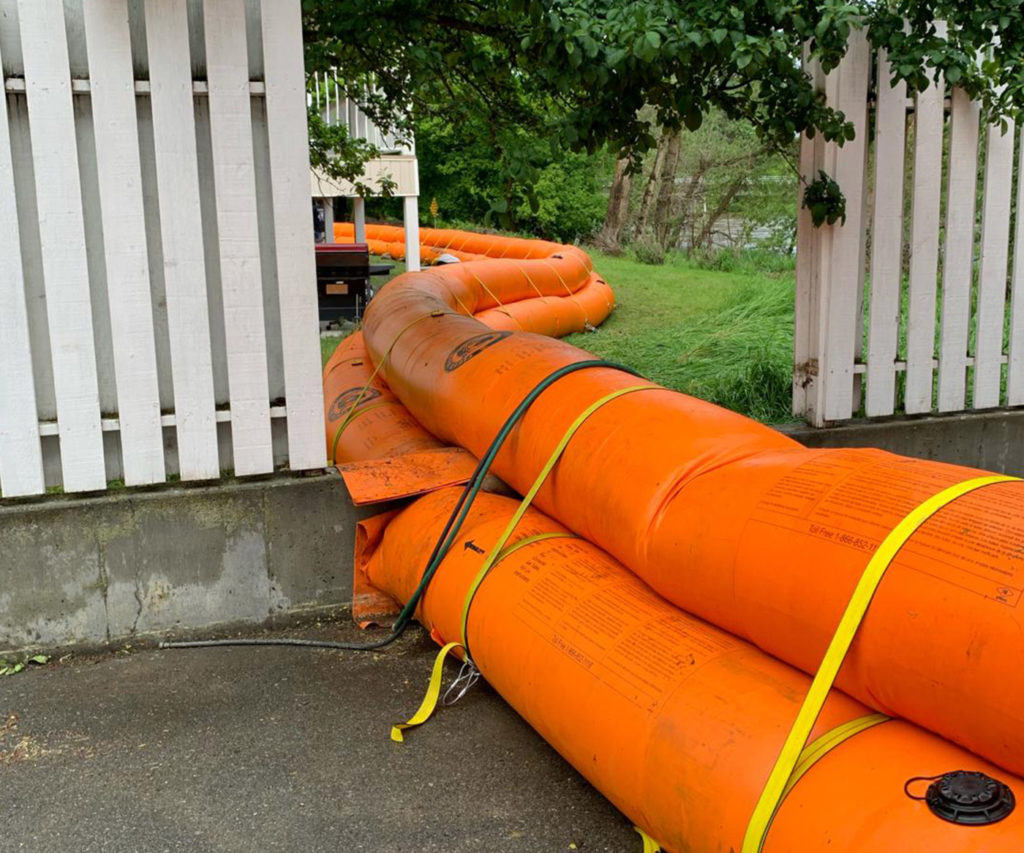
[0,617,636,852]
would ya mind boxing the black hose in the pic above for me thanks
[160,358,641,653]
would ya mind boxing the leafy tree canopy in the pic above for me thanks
[303,1,1024,209]
[304,1,1024,142]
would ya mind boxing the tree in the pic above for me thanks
[303,1,1024,217]
[597,157,633,250]
[601,111,795,257]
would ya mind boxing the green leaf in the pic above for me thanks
[29,655,49,665]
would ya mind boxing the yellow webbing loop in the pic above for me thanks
[390,534,577,744]
[390,641,464,743]
[742,473,1018,852]
[781,712,889,801]
[329,311,447,463]
[391,385,656,743]
[634,826,661,852]
[459,384,657,651]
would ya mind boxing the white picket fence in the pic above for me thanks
[0,0,325,498]
[794,28,1024,426]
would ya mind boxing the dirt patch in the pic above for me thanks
[0,713,93,766]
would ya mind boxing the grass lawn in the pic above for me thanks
[322,249,797,424]
[566,250,797,423]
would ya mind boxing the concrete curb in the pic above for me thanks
[0,472,368,655]
[778,408,1024,475]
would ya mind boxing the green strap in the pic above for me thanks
[459,384,657,654]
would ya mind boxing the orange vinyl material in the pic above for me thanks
[358,488,1024,853]
[338,447,479,505]
[323,332,444,464]
[322,228,615,467]
[341,228,1024,776]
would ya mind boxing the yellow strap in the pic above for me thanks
[337,400,390,430]
[627,714,885,853]
[520,267,546,298]
[781,712,889,800]
[390,641,464,743]
[389,386,653,744]
[634,826,661,852]
[495,531,577,564]
[389,533,576,744]
[742,473,1019,852]
[433,272,474,317]
[459,385,657,651]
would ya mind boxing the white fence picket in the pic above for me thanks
[18,0,106,492]
[972,119,1016,409]
[144,0,220,480]
[865,51,907,417]
[821,30,870,422]
[82,0,165,486]
[1008,134,1024,405]
[793,49,825,420]
[261,0,326,470]
[936,88,981,413]
[204,0,273,476]
[903,74,946,414]
[0,34,45,497]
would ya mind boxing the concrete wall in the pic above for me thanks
[780,409,1024,475]
[0,473,364,655]
[4,409,1022,655]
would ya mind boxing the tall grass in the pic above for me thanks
[320,248,797,423]
[671,282,794,422]
[567,250,796,423]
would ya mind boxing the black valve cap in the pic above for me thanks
[925,771,1015,826]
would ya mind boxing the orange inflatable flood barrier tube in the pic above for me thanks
[342,226,1024,777]
[359,488,1024,852]
[323,228,615,466]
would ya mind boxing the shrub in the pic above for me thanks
[632,232,666,265]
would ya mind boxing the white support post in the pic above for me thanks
[403,196,421,272]
[321,198,334,243]
[353,196,366,244]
